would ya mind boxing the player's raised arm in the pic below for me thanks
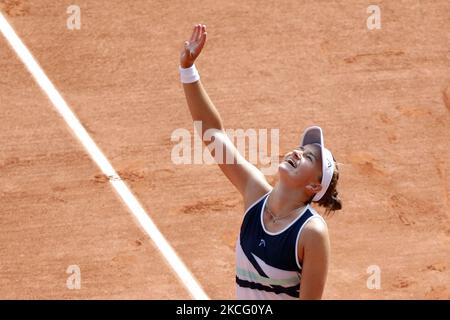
[179,24,271,205]
[179,24,223,135]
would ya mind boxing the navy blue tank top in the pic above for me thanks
[235,191,323,299]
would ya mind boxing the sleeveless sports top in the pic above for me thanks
[235,191,325,300]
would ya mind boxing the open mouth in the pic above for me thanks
[285,158,297,168]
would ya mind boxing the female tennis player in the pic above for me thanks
[179,24,342,300]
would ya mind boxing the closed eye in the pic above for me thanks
[294,147,317,162]
[306,153,316,162]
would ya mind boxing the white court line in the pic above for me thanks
[0,12,209,300]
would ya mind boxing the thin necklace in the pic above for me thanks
[265,198,306,224]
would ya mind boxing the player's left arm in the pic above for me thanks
[298,218,330,300]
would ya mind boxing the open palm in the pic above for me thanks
[180,24,207,68]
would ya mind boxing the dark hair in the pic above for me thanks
[305,160,342,215]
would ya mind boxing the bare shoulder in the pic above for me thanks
[297,214,330,268]
[301,216,329,246]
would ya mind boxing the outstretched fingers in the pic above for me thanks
[198,28,207,50]
[190,24,207,43]
[190,24,197,42]
[201,25,207,38]
[191,24,200,42]
[200,24,206,39]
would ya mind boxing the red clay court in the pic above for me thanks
[0,0,449,299]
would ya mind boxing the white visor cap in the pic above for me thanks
[300,126,335,202]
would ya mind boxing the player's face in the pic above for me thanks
[279,144,322,189]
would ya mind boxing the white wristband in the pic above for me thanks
[179,64,200,83]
